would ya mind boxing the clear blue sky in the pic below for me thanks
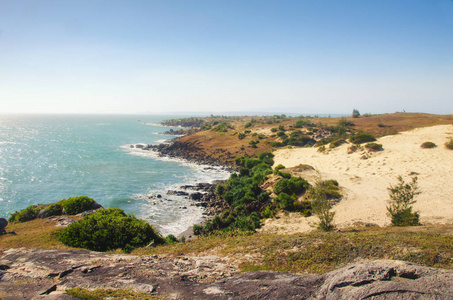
[1,0,452,115]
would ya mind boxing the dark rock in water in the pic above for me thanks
[0,218,7,235]
[189,192,204,200]
[167,190,189,196]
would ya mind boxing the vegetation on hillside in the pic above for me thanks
[58,208,164,253]
[8,196,96,223]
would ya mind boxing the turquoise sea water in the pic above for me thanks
[0,114,229,236]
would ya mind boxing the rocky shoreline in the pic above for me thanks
[132,139,237,170]
[131,138,233,237]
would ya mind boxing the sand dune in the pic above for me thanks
[260,124,453,234]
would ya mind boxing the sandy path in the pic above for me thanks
[259,124,453,234]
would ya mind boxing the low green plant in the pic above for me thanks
[273,177,309,195]
[310,179,336,231]
[387,176,421,226]
[238,132,246,140]
[365,142,383,151]
[66,288,158,300]
[58,208,164,252]
[329,138,345,148]
[8,205,41,223]
[261,205,277,218]
[420,141,437,149]
[273,164,285,174]
[44,203,63,217]
[317,145,326,153]
[445,138,453,150]
[62,196,95,215]
[350,132,377,144]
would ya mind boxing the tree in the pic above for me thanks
[386,176,421,226]
[310,178,336,231]
[352,109,360,118]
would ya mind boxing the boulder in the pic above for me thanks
[0,218,7,234]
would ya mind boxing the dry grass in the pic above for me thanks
[0,218,74,250]
[173,113,453,165]
[2,218,453,275]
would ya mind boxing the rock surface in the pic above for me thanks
[1,248,452,299]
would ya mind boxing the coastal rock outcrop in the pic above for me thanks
[0,218,7,235]
[1,248,452,299]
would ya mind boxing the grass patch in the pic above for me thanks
[421,141,437,149]
[66,288,161,300]
[445,138,453,150]
[134,225,453,274]
[365,142,383,152]
[0,218,74,249]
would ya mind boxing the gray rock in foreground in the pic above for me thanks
[0,248,452,299]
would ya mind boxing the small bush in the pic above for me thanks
[387,176,421,226]
[8,205,40,223]
[244,122,252,128]
[238,132,246,140]
[261,205,277,218]
[350,132,377,144]
[365,142,383,152]
[62,196,95,215]
[273,164,285,174]
[445,138,453,150]
[271,127,278,132]
[58,208,164,252]
[310,180,336,231]
[274,192,297,210]
[318,145,326,153]
[274,177,309,195]
[44,203,63,217]
[420,141,437,149]
[329,138,345,149]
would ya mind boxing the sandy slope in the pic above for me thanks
[260,124,453,234]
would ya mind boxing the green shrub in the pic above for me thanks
[365,142,383,151]
[8,205,40,223]
[318,145,326,153]
[274,177,309,195]
[58,208,164,252]
[445,138,453,150]
[273,164,285,174]
[387,176,421,226]
[310,180,336,231]
[350,132,377,144]
[420,141,437,149]
[329,138,345,148]
[244,122,252,128]
[261,205,277,218]
[271,127,278,132]
[44,203,63,217]
[62,196,95,215]
[165,234,179,243]
[238,132,246,140]
[274,192,297,210]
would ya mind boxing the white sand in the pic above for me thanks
[259,124,453,234]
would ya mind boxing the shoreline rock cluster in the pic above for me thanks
[132,140,236,170]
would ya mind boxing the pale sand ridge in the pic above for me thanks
[260,124,453,234]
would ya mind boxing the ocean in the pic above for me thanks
[0,114,230,236]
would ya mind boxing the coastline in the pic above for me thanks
[130,137,232,238]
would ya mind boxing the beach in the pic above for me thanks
[260,124,453,234]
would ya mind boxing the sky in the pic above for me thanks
[0,0,452,115]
